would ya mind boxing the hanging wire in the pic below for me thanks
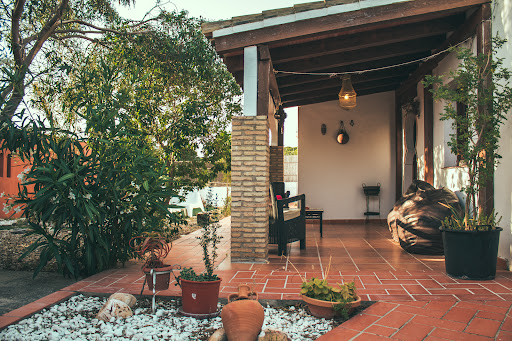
[274,37,473,77]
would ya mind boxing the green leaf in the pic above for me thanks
[57,173,75,183]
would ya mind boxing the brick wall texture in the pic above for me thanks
[269,146,284,183]
[231,116,269,262]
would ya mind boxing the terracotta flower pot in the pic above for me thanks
[143,265,173,291]
[181,278,222,315]
[221,299,264,341]
[301,295,361,319]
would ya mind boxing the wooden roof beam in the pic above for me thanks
[281,78,403,103]
[397,4,487,95]
[213,0,489,54]
[274,36,445,75]
[269,15,463,64]
[276,55,425,88]
[280,72,409,96]
[221,15,462,69]
[282,85,397,108]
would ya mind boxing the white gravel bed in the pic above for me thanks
[0,295,337,340]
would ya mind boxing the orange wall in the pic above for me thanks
[0,151,32,219]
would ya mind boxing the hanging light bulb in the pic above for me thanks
[338,74,357,110]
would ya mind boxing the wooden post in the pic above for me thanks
[424,80,434,185]
[395,91,403,201]
[477,3,494,216]
[257,46,271,116]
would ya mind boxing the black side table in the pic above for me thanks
[305,209,324,237]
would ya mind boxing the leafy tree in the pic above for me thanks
[0,0,162,121]
[0,4,241,277]
[33,10,241,192]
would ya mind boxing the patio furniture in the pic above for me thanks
[387,180,462,255]
[305,209,324,237]
[269,182,306,256]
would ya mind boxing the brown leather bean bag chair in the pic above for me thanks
[387,180,462,255]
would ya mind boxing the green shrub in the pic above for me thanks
[2,115,179,279]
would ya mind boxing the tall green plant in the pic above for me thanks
[1,114,178,279]
[423,38,512,229]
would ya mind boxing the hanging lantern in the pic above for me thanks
[338,74,357,110]
[337,121,349,144]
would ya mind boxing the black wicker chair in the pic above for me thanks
[269,182,306,256]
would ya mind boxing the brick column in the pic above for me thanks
[231,116,269,262]
[269,146,284,183]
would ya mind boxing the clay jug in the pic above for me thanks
[221,300,264,341]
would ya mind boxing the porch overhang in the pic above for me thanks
[203,0,490,109]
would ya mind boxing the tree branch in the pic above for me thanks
[11,0,26,66]
[24,0,70,70]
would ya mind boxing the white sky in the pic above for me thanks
[118,0,302,147]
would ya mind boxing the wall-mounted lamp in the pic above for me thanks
[338,75,357,110]
[337,121,350,144]
[321,124,326,135]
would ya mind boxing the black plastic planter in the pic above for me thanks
[441,227,502,280]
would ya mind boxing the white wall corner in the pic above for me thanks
[243,46,258,117]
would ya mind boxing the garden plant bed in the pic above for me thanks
[0,217,203,272]
[0,294,371,340]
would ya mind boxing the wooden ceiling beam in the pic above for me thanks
[276,55,425,88]
[282,85,397,108]
[281,78,403,103]
[273,35,445,74]
[213,0,489,54]
[280,72,409,96]
[397,4,487,95]
[270,15,463,64]
[222,15,462,70]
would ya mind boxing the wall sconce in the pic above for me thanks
[321,124,326,135]
[338,75,357,110]
[337,121,350,144]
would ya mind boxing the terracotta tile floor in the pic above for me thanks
[2,217,512,340]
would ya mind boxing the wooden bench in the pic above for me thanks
[269,183,306,256]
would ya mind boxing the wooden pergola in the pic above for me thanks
[202,0,492,262]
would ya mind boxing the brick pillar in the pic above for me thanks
[269,146,284,183]
[231,116,269,262]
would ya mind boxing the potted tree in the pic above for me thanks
[424,38,512,280]
[130,232,173,290]
[178,193,223,317]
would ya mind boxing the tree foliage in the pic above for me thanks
[0,2,241,277]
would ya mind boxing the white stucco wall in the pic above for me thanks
[493,0,512,265]
[414,2,512,263]
[297,92,396,220]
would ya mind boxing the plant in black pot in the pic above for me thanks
[424,38,512,280]
[130,232,173,291]
[178,191,223,317]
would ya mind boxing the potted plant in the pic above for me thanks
[301,277,360,319]
[130,232,173,290]
[178,197,223,317]
[424,38,512,280]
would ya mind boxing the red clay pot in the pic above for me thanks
[143,265,173,291]
[181,278,222,314]
[301,295,361,319]
[221,300,264,341]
